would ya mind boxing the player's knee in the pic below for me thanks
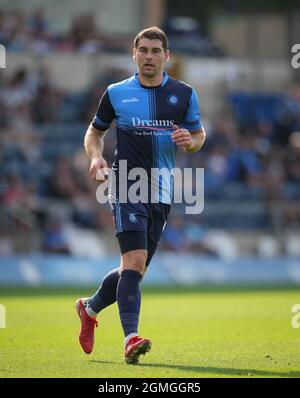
[121,250,147,275]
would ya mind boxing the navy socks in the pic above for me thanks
[89,268,120,313]
[89,268,143,338]
[116,270,142,337]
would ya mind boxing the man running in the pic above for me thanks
[76,26,206,364]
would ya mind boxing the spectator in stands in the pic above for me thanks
[227,135,262,185]
[0,68,33,125]
[4,10,28,51]
[69,13,106,54]
[184,218,219,256]
[28,7,48,38]
[285,133,300,182]
[162,215,189,252]
[31,66,63,123]
[275,84,300,146]
[47,157,77,199]
[2,174,27,206]
[42,217,70,254]
[0,228,13,256]
[205,145,229,187]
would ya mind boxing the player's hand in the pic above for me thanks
[171,125,194,151]
[89,156,108,183]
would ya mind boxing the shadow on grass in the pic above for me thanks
[88,360,300,378]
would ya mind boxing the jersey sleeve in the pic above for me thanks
[181,88,202,132]
[92,89,115,131]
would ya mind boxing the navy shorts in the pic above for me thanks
[110,201,170,266]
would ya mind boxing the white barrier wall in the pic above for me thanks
[0,254,300,286]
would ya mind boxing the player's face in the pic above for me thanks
[133,38,169,78]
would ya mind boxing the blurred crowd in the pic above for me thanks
[0,9,224,57]
[1,9,300,257]
[1,62,300,257]
[0,8,127,54]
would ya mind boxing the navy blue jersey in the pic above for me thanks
[92,71,202,204]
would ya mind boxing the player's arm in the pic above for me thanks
[84,124,108,181]
[85,88,115,181]
[172,87,205,153]
[172,126,206,153]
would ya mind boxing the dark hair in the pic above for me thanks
[134,26,168,51]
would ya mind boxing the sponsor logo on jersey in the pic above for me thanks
[132,117,174,128]
[122,97,139,103]
[168,95,178,105]
[129,213,138,223]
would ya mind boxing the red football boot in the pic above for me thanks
[125,336,152,364]
[75,298,98,354]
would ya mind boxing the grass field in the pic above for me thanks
[0,286,299,378]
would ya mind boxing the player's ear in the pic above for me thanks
[165,50,170,62]
[133,47,137,63]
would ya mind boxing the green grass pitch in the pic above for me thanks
[0,286,299,378]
